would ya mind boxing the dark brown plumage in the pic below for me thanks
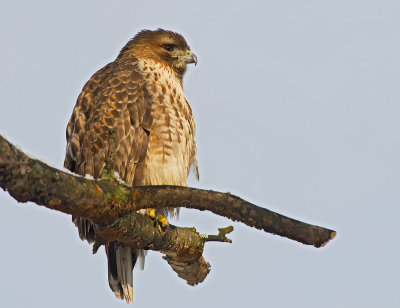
[64,28,198,302]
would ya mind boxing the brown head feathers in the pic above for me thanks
[117,29,195,78]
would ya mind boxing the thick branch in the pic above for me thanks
[0,134,336,248]
[91,212,211,285]
[0,134,213,285]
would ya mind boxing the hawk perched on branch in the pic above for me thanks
[64,29,198,302]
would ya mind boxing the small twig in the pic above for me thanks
[202,226,234,243]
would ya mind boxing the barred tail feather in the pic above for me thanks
[73,217,146,302]
[106,242,145,303]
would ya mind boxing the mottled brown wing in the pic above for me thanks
[64,58,152,185]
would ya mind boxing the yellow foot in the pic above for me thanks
[147,209,169,231]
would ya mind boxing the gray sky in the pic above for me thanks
[1,0,399,307]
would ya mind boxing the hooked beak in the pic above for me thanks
[185,50,198,66]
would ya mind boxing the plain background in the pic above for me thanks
[1,1,399,307]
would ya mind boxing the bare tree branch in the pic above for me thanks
[0,134,336,283]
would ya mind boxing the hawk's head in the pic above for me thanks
[118,28,197,78]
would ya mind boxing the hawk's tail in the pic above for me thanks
[106,242,145,303]
[73,217,145,302]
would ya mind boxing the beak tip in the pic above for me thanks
[185,50,198,66]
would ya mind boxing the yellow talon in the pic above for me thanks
[157,215,169,228]
[148,208,156,219]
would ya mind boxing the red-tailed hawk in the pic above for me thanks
[64,29,198,302]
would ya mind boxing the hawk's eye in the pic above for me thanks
[163,44,175,52]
